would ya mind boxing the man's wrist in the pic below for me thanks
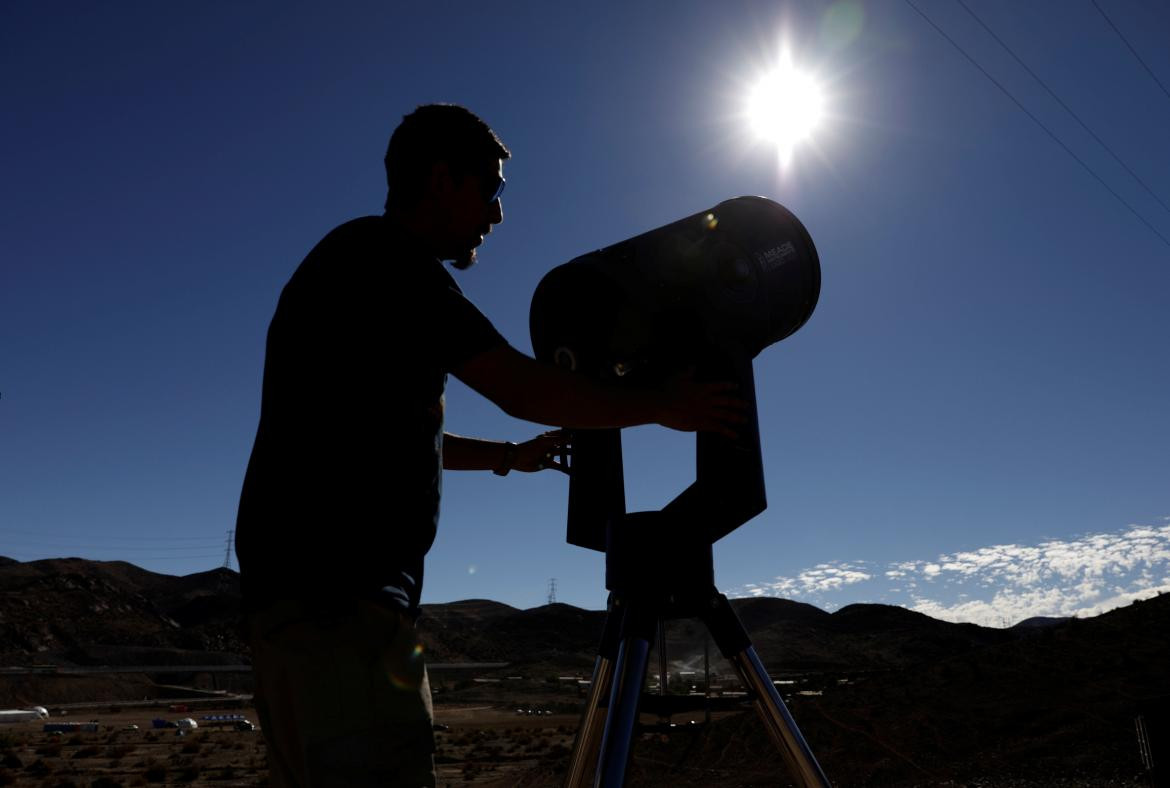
[493,442,518,476]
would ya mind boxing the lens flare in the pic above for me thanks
[746,52,824,166]
[387,642,425,690]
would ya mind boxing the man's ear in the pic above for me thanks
[426,160,454,199]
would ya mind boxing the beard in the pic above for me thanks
[450,248,477,270]
[449,242,479,270]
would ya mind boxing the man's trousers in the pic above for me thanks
[248,598,436,787]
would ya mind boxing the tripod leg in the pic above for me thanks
[564,654,615,788]
[704,593,831,788]
[565,595,626,788]
[728,646,831,788]
[594,602,656,787]
[656,621,670,725]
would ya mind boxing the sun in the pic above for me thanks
[746,52,825,167]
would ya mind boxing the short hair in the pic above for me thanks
[384,104,510,211]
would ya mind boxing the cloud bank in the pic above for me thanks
[734,520,1170,627]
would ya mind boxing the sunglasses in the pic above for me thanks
[483,175,506,204]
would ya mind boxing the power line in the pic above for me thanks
[902,0,1170,249]
[547,578,557,605]
[115,554,225,561]
[1090,0,1170,102]
[223,529,234,570]
[0,540,224,552]
[955,0,1170,218]
[2,551,225,562]
[0,528,225,542]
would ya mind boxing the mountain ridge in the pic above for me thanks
[1,556,1165,784]
[2,556,1164,673]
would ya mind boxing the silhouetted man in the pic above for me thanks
[235,104,744,787]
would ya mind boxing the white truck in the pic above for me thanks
[0,706,49,724]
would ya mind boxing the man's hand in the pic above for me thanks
[511,430,571,474]
[656,368,750,439]
[454,344,749,437]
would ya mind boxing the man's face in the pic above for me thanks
[442,159,505,270]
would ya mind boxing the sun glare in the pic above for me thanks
[747,52,824,167]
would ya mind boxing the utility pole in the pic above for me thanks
[548,578,557,605]
[223,529,234,570]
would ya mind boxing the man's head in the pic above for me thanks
[384,104,510,269]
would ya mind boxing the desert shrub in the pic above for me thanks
[469,741,500,758]
[544,742,571,760]
[91,778,124,788]
[34,742,61,758]
[175,766,201,782]
[0,754,21,769]
[24,758,51,776]
[0,732,17,749]
[179,740,200,755]
[67,735,83,746]
[104,744,134,760]
[142,761,166,783]
[72,745,102,760]
[48,779,81,788]
[0,768,13,786]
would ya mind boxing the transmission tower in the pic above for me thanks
[223,529,234,570]
[547,578,557,605]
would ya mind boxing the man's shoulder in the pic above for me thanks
[298,215,443,276]
[278,216,454,310]
[313,215,389,258]
[283,216,390,287]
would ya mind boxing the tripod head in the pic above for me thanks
[529,197,819,594]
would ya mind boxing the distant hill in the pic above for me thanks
[0,556,245,665]
[671,593,1170,786]
[1,557,1167,783]
[2,555,1165,681]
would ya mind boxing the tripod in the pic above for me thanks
[527,195,827,786]
[563,517,831,788]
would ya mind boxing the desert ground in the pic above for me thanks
[0,700,588,787]
[2,560,1164,786]
[2,697,1152,787]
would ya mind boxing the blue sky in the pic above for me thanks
[2,1,1168,626]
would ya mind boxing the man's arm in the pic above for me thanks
[443,431,569,473]
[442,434,512,471]
[453,344,746,437]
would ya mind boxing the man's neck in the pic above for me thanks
[384,211,444,259]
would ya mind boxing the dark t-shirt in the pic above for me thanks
[235,216,506,614]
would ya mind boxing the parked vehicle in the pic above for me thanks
[0,706,49,724]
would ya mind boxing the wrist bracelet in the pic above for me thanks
[493,442,518,476]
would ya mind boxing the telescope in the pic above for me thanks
[529,197,831,787]
[530,195,820,555]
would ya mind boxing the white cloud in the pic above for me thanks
[743,562,872,598]
[730,522,1170,627]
